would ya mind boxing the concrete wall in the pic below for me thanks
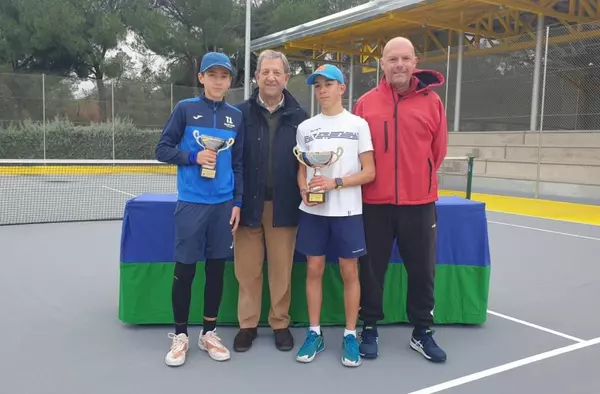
[442,131,600,204]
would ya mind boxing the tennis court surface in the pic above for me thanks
[1,160,599,393]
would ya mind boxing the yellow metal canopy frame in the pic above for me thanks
[250,0,600,64]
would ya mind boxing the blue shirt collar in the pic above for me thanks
[201,93,226,108]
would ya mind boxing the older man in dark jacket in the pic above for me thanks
[233,49,309,352]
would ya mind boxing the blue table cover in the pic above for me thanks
[120,194,491,268]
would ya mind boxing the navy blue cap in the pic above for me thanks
[200,52,233,73]
[306,64,344,85]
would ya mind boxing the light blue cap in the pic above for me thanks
[200,52,233,73]
[306,64,344,85]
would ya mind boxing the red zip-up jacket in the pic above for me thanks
[353,69,448,205]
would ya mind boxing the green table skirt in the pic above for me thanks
[119,261,490,326]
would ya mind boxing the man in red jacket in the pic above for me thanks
[353,36,448,363]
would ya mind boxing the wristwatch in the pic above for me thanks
[334,178,343,189]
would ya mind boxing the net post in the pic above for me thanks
[466,156,474,200]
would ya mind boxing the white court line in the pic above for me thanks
[101,185,137,197]
[487,208,599,227]
[487,310,584,343]
[408,336,600,394]
[488,220,600,241]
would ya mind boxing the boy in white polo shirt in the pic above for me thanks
[294,64,375,367]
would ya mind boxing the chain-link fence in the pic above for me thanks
[334,22,600,133]
[329,21,599,202]
[1,22,599,158]
[0,74,247,160]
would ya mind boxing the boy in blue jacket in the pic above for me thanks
[155,52,244,367]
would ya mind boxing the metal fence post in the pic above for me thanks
[112,81,116,161]
[348,55,354,112]
[42,73,46,160]
[453,33,464,132]
[530,14,544,132]
[535,26,550,198]
[444,45,451,114]
[310,60,316,116]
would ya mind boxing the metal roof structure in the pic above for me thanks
[250,0,600,64]
[250,0,431,52]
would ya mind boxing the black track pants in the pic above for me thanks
[358,202,437,328]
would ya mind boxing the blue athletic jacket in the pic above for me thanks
[155,94,244,206]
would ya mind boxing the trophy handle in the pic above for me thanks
[329,146,344,165]
[218,137,235,153]
[193,130,205,149]
[293,146,309,167]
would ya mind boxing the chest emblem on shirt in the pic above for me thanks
[224,116,235,128]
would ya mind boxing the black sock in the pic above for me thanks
[413,326,429,336]
[364,321,377,330]
[203,319,216,334]
[175,322,188,336]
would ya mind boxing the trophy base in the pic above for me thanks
[307,191,325,203]
[200,167,216,179]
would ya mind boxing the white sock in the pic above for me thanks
[344,329,356,338]
[309,326,321,335]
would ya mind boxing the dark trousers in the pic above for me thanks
[358,202,437,328]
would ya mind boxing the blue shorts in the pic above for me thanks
[296,212,367,259]
[174,200,233,264]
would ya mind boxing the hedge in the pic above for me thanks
[0,118,163,160]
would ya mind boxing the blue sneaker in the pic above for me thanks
[358,325,379,359]
[296,330,325,363]
[410,328,447,362]
[341,334,362,367]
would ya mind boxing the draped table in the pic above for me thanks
[118,194,491,326]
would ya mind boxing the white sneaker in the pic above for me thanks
[198,330,230,361]
[165,333,189,367]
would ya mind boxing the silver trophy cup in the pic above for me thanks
[193,130,235,179]
[293,146,344,203]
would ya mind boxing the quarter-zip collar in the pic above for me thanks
[201,93,226,109]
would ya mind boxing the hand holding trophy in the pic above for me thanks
[193,130,235,179]
[293,146,344,203]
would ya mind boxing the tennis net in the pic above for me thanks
[0,156,475,226]
[0,160,177,226]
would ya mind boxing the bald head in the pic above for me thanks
[380,36,418,92]
[382,37,415,58]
